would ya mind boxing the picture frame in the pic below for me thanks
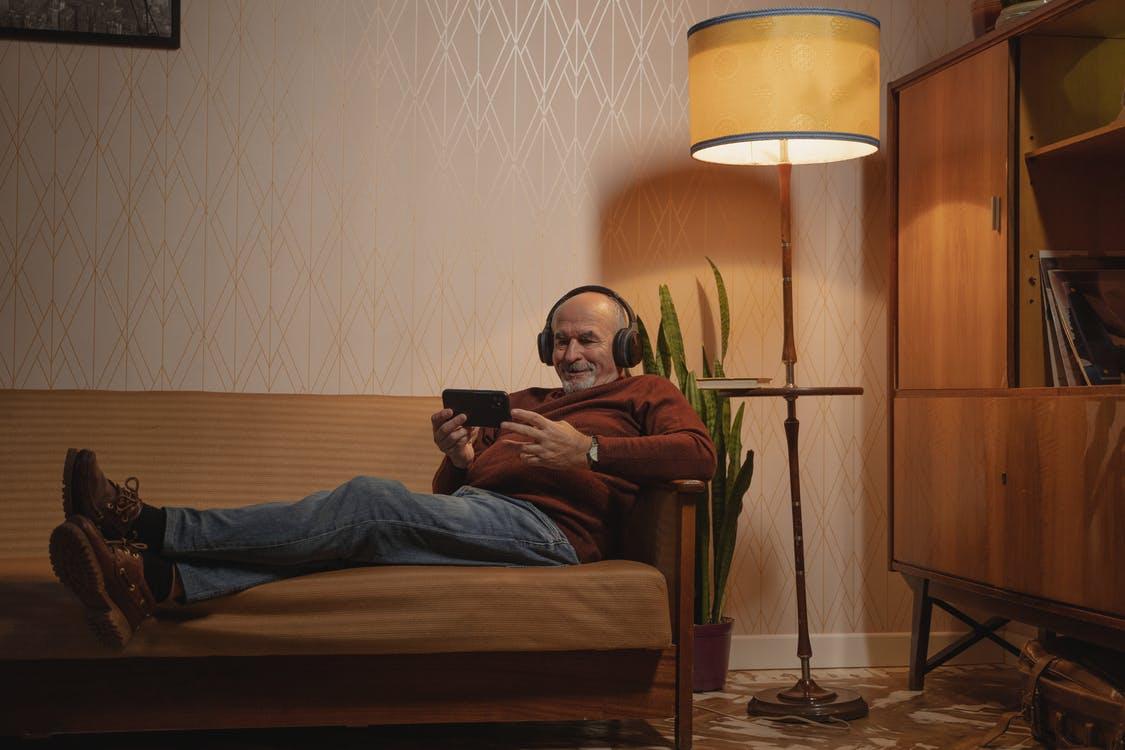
[0,0,180,49]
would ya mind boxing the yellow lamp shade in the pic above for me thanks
[688,8,880,165]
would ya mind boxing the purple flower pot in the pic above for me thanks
[692,617,733,692]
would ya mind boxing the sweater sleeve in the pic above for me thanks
[594,378,717,483]
[432,456,467,494]
[430,425,499,494]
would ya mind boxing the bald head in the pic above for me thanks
[550,292,628,332]
[549,292,627,393]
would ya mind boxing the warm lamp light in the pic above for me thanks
[686,7,880,723]
[688,8,880,165]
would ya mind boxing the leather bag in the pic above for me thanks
[1019,638,1125,749]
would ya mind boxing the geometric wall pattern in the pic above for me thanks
[0,0,971,637]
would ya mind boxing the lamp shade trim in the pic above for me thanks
[687,7,880,38]
[691,131,880,155]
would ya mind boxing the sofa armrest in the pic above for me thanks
[622,480,704,639]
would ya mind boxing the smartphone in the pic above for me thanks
[441,389,512,428]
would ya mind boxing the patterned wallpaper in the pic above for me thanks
[0,0,972,636]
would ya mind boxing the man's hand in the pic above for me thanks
[502,408,592,470]
[431,408,480,469]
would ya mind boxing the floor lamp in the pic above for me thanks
[687,8,881,721]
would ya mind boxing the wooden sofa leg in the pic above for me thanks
[906,574,932,691]
[675,661,693,750]
[673,481,698,750]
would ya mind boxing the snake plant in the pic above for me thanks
[638,258,755,626]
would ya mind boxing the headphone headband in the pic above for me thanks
[537,285,642,368]
[544,285,637,330]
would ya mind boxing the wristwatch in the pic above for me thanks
[586,435,599,468]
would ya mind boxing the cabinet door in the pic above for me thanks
[897,43,1009,389]
[894,393,1125,617]
[1002,394,1124,615]
[893,396,1007,584]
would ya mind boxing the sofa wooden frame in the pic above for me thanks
[0,390,702,748]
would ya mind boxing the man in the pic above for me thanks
[49,286,716,648]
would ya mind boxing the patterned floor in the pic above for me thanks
[672,664,1040,750]
[35,664,1041,749]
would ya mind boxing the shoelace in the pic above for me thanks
[104,537,151,606]
[106,538,148,555]
[109,476,141,518]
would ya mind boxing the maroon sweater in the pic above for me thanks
[432,375,716,563]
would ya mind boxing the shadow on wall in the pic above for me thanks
[595,159,779,371]
[859,146,902,635]
[593,157,783,633]
[597,145,974,643]
[594,148,928,641]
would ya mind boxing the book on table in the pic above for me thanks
[695,377,772,390]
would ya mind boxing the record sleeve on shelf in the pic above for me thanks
[1041,280,1071,385]
[1039,252,1125,386]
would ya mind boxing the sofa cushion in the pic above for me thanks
[0,556,672,659]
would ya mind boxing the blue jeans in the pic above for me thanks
[162,477,579,602]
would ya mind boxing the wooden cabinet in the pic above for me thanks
[889,0,1125,687]
[897,44,1009,390]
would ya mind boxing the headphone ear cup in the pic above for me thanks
[613,329,643,369]
[612,330,629,368]
[624,330,642,368]
[537,329,553,365]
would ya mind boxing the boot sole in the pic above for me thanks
[48,522,131,649]
[62,447,78,519]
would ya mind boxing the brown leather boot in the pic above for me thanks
[62,448,144,538]
[48,515,156,649]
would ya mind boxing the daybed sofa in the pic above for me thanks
[0,389,700,748]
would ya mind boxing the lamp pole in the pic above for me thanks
[780,159,796,386]
[744,160,868,721]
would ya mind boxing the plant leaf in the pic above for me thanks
[720,388,732,437]
[709,395,730,601]
[695,488,712,625]
[712,449,754,622]
[701,388,717,438]
[711,413,727,502]
[655,319,671,380]
[658,285,690,389]
[707,257,730,364]
[683,370,705,419]
[637,316,662,377]
[728,402,745,466]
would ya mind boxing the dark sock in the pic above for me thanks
[134,505,167,553]
[142,551,173,602]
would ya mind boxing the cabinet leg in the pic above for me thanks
[906,575,932,691]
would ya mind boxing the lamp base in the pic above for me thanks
[747,678,869,722]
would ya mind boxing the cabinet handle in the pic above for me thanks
[991,196,1002,232]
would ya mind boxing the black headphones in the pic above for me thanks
[537,285,642,368]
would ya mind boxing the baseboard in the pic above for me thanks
[729,631,1013,670]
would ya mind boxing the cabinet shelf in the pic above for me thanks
[1025,118,1125,163]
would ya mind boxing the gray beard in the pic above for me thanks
[561,370,596,394]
